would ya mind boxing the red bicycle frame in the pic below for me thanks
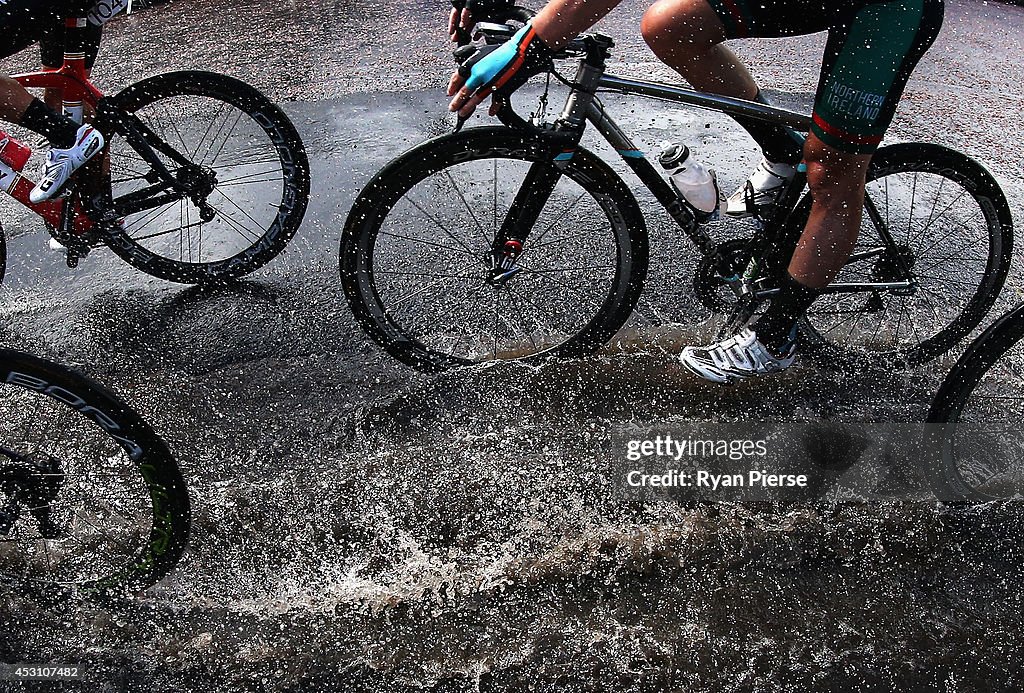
[5,18,106,234]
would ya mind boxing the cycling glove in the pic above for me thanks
[458,22,554,100]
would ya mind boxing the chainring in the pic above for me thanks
[693,238,755,312]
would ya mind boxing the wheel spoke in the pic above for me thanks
[357,150,627,364]
[105,82,305,275]
[804,166,998,359]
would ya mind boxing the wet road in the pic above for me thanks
[1,0,1024,690]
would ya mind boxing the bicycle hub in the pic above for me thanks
[485,239,524,285]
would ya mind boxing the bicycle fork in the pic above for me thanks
[487,36,625,282]
[486,160,563,284]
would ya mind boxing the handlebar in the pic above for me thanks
[456,12,611,62]
[453,5,536,46]
[450,5,614,138]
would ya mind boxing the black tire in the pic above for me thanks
[0,350,189,599]
[340,127,649,372]
[794,143,1013,365]
[99,70,310,284]
[926,305,1024,502]
[0,222,6,285]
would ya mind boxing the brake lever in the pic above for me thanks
[453,44,477,63]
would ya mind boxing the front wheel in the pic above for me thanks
[794,143,1013,365]
[340,127,649,372]
[0,350,189,599]
[99,71,310,284]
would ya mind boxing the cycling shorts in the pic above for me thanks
[705,0,945,153]
[0,0,103,69]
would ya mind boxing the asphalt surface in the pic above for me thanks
[1,1,1023,691]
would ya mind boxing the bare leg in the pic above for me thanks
[736,134,870,352]
[42,64,62,113]
[641,0,804,167]
[40,65,94,120]
[0,77,35,123]
[641,0,758,99]
[789,134,871,288]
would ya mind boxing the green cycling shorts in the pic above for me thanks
[705,0,945,153]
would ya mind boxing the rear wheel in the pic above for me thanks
[796,144,1012,365]
[340,127,649,372]
[100,70,310,284]
[0,350,188,599]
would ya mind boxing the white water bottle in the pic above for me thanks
[658,143,721,221]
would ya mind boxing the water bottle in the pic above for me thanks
[658,143,721,221]
[0,131,31,172]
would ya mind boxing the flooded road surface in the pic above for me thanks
[2,0,1024,690]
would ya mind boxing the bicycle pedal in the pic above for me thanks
[64,245,91,268]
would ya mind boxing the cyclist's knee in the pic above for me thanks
[641,0,725,58]
[803,137,870,208]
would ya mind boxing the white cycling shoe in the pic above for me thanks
[725,157,796,217]
[680,327,796,385]
[29,125,105,204]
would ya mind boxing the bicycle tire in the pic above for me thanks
[0,349,189,599]
[340,127,649,372]
[99,70,310,284]
[791,143,1013,365]
[926,304,1024,502]
[0,221,6,285]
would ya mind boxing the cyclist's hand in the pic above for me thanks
[449,0,517,43]
[449,5,471,43]
[447,22,553,119]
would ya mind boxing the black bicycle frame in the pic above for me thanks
[95,99,193,219]
[494,32,914,297]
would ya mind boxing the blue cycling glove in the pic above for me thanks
[458,22,554,100]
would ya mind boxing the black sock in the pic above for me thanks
[19,100,80,148]
[732,91,805,166]
[752,273,822,356]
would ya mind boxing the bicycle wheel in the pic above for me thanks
[99,70,310,284]
[0,350,189,599]
[0,221,6,285]
[926,305,1024,502]
[794,143,1013,365]
[340,127,649,372]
